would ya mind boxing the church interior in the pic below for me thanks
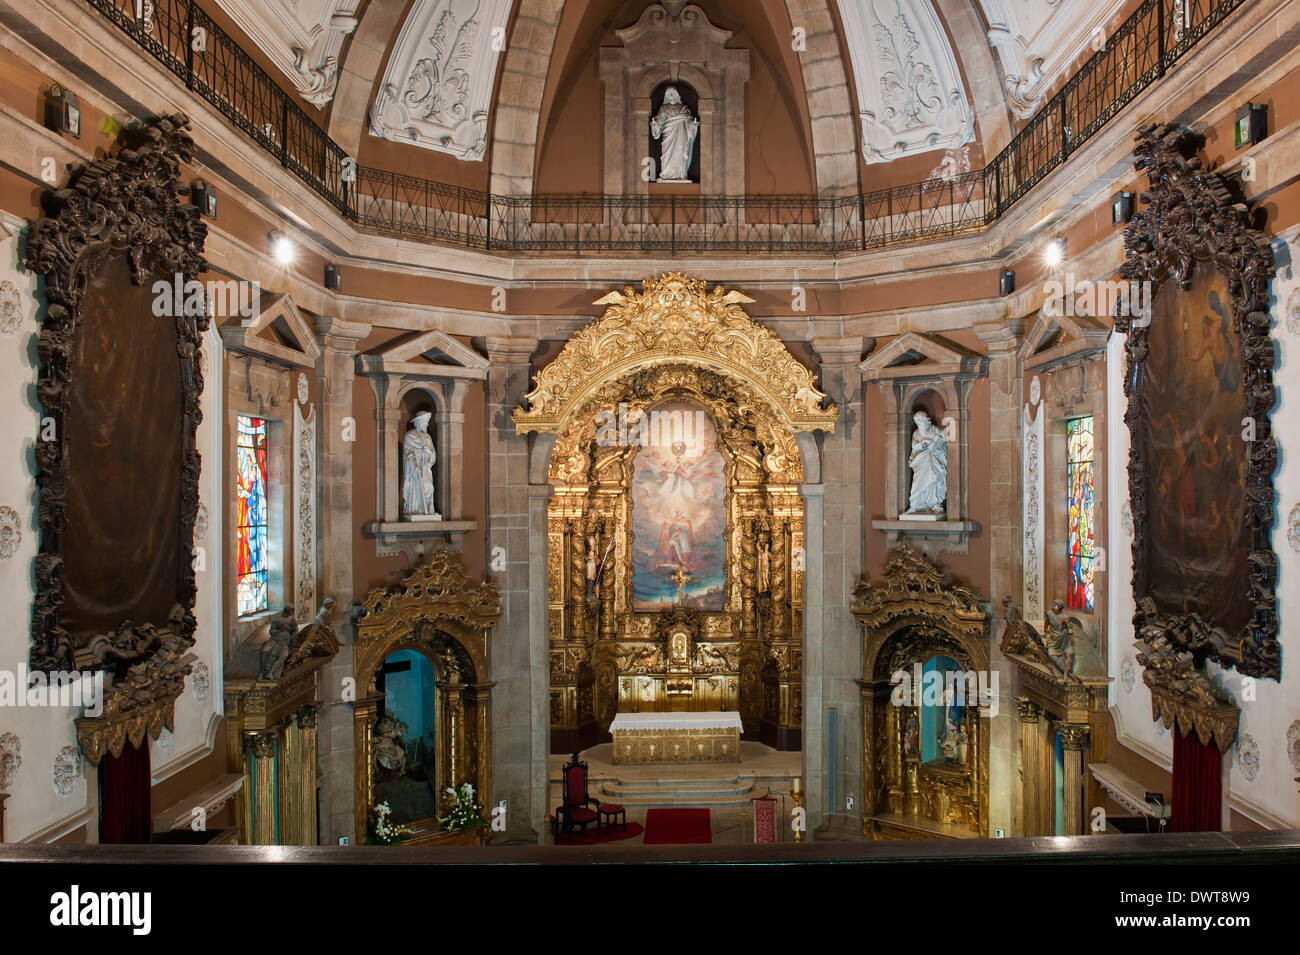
[1,0,1300,885]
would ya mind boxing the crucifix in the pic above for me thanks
[670,564,691,606]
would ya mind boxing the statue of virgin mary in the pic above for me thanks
[650,86,700,182]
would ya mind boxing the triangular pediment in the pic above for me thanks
[860,331,984,380]
[358,329,489,381]
[219,291,321,369]
[1019,305,1110,370]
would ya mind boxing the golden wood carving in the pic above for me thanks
[353,549,501,839]
[852,548,990,838]
[1135,610,1240,752]
[514,273,837,435]
[515,277,833,752]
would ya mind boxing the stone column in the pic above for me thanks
[974,322,1023,838]
[809,337,864,836]
[483,336,541,841]
[1060,724,1090,837]
[435,380,470,518]
[313,315,368,846]
[250,731,280,845]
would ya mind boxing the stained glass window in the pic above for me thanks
[1066,415,1095,613]
[236,415,269,616]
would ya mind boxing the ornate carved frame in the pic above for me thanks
[514,274,837,752]
[353,550,501,837]
[1115,124,1279,680]
[851,548,990,837]
[26,114,207,763]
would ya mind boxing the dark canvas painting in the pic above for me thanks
[1140,267,1250,637]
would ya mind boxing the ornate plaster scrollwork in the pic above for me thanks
[0,732,20,791]
[52,745,81,797]
[369,0,512,160]
[0,505,20,559]
[1236,733,1260,782]
[0,280,22,335]
[839,0,974,164]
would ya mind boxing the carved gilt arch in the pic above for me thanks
[353,550,501,835]
[852,547,990,837]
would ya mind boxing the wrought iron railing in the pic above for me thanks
[83,0,1245,254]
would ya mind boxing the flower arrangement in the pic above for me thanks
[365,801,414,846]
[437,782,487,833]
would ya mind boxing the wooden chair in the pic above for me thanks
[554,752,601,836]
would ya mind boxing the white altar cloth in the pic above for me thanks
[609,712,744,733]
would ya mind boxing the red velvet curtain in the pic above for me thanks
[100,741,153,844]
[1170,729,1222,832]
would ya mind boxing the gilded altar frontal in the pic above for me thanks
[1,0,1299,928]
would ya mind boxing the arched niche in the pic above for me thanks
[851,547,990,838]
[353,550,501,839]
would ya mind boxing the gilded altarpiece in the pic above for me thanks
[515,275,837,753]
[852,549,990,839]
[353,551,500,843]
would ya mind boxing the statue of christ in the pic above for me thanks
[650,86,700,182]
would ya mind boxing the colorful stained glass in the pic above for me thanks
[1066,416,1095,613]
[236,415,269,616]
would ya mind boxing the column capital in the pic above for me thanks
[314,315,369,351]
[973,320,1024,354]
[480,335,538,365]
[1058,723,1090,750]
[250,731,279,759]
[812,336,868,365]
[1016,697,1041,723]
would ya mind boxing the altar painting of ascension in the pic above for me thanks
[631,403,726,610]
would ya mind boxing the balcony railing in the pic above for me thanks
[82,0,1245,254]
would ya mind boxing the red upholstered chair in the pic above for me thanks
[555,753,601,835]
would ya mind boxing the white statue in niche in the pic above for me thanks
[650,86,700,182]
[902,410,947,518]
[401,411,441,520]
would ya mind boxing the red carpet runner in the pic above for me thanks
[643,808,713,845]
[553,821,644,846]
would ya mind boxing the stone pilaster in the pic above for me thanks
[482,336,541,840]
[809,337,865,834]
[975,321,1023,838]
[313,315,368,845]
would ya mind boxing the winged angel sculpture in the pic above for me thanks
[1001,596,1106,682]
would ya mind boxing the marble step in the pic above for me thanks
[595,775,766,807]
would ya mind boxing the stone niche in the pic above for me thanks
[599,1,750,197]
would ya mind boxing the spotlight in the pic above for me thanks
[1234,102,1267,149]
[269,231,295,266]
[324,264,342,291]
[999,269,1015,296]
[1111,191,1134,226]
[1044,236,1066,267]
[191,179,217,219]
[44,85,81,139]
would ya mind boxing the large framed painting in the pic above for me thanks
[630,401,727,610]
[1117,123,1279,680]
[27,114,208,759]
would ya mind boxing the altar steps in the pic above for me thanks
[595,775,768,808]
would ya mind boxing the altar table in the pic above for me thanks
[609,712,743,764]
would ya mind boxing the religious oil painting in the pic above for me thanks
[1140,268,1250,636]
[631,402,726,610]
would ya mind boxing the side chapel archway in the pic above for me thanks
[353,550,500,840]
[514,273,837,753]
[852,547,990,838]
